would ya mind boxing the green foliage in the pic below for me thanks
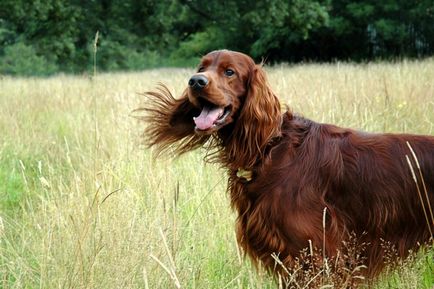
[167,0,329,60]
[97,37,160,71]
[0,0,433,75]
[0,42,57,75]
[172,27,228,59]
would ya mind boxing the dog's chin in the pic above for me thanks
[194,126,218,135]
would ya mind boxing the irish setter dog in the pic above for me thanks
[141,50,434,281]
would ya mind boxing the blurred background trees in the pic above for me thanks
[0,0,433,75]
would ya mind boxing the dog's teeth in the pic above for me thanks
[193,117,196,120]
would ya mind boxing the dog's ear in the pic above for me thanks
[230,65,282,168]
[135,84,209,156]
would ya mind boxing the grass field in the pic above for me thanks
[0,59,433,288]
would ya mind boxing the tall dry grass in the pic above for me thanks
[0,59,433,288]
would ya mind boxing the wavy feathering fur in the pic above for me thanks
[221,64,282,169]
[136,84,211,155]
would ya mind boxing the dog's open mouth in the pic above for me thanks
[193,98,231,131]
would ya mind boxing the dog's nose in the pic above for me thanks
[188,75,208,89]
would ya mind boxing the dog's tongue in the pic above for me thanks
[194,106,224,130]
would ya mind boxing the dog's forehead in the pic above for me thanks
[201,50,254,69]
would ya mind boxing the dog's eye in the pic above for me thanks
[198,66,205,73]
[224,69,235,77]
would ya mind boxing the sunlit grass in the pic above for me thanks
[0,59,433,288]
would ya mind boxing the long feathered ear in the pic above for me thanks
[135,84,210,156]
[231,65,282,168]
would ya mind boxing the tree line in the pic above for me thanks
[0,0,433,75]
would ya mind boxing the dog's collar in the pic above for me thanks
[236,168,253,182]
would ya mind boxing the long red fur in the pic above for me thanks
[138,50,434,280]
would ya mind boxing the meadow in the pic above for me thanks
[0,59,433,288]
